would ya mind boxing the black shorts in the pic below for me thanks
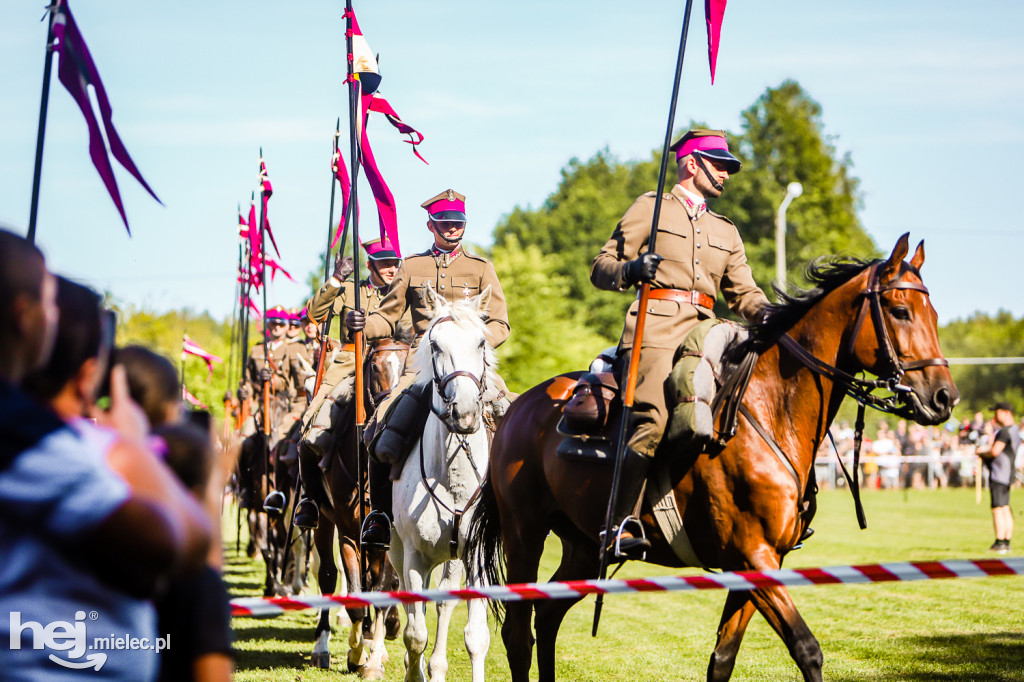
[991,482,1011,508]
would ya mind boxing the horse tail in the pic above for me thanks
[464,473,507,624]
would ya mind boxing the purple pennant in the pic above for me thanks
[52,0,161,234]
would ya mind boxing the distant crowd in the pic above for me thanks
[818,413,1024,491]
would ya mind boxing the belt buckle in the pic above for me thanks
[690,290,701,306]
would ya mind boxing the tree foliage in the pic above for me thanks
[939,311,1024,418]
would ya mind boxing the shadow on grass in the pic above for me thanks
[233,620,319,645]
[831,632,1024,681]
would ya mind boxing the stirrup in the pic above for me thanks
[602,517,649,561]
[294,498,320,530]
[263,490,286,517]
[360,511,392,550]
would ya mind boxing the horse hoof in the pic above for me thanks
[360,665,385,680]
[310,652,331,669]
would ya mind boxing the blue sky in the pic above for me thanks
[2,1,1022,324]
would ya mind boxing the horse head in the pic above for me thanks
[364,325,412,407]
[845,233,958,425]
[417,282,496,434]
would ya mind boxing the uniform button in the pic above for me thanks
[696,228,701,234]
[696,243,702,248]
[695,259,700,264]
[696,274,701,280]
[439,285,445,290]
[440,273,446,278]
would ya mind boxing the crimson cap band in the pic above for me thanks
[362,237,401,261]
[670,129,742,173]
[266,305,290,323]
[421,189,467,223]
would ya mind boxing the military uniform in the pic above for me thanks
[363,243,511,418]
[591,129,768,558]
[244,335,307,442]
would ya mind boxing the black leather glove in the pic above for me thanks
[623,253,663,285]
[333,255,355,281]
[346,309,366,332]
[259,367,273,383]
[237,385,251,401]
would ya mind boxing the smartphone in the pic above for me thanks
[95,309,117,400]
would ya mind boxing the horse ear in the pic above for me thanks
[910,240,925,270]
[421,281,440,312]
[880,232,910,282]
[474,285,492,317]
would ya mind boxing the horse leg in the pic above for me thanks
[500,520,549,682]
[427,559,462,682]
[706,590,758,682]
[339,541,373,675]
[747,585,823,682]
[311,525,337,669]
[535,534,597,682]
[399,544,430,682]
[464,560,491,682]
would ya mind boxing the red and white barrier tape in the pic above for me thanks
[230,557,1024,617]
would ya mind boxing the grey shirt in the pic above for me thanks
[989,424,1020,485]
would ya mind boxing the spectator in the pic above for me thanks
[873,422,900,489]
[152,422,234,682]
[2,255,210,681]
[977,402,1020,554]
[116,345,182,427]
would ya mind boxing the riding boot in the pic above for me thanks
[605,448,653,559]
[295,443,324,529]
[361,458,394,549]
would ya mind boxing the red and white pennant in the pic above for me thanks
[230,557,1024,617]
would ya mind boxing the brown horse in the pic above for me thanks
[309,331,412,677]
[465,235,957,682]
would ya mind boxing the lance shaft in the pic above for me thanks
[326,117,341,284]
[27,3,58,243]
[594,0,696,638]
[345,0,370,616]
[258,153,272,517]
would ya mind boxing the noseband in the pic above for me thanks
[778,260,948,417]
[427,315,488,429]
[364,341,410,406]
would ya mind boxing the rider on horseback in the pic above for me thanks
[241,305,308,443]
[293,238,408,529]
[346,189,514,549]
[591,129,769,558]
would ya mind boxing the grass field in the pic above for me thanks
[225,488,1024,681]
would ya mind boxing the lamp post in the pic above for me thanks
[775,181,803,290]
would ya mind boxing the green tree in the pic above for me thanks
[720,80,879,288]
[488,236,612,392]
[939,311,1024,418]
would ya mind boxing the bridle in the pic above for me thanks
[777,260,948,419]
[364,340,410,406]
[426,315,489,431]
[772,259,949,530]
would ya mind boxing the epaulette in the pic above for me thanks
[411,249,434,259]
[642,190,674,200]
[462,249,490,263]
[706,209,736,226]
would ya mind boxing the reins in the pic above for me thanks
[417,313,490,559]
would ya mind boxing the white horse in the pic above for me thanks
[391,284,494,682]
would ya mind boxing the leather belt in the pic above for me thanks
[646,288,715,310]
[340,343,356,353]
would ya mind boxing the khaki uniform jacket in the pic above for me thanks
[363,246,511,348]
[591,185,769,350]
[245,339,305,404]
[306,277,410,391]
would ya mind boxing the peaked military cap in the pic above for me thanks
[421,189,467,223]
[670,129,742,173]
[266,305,290,322]
[362,237,401,261]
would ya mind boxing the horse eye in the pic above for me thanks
[891,306,911,321]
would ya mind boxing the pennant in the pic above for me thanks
[705,0,727,84]
[246,202,264,292]
[51,0,161,234]
[182,386,208,410]
[182,333,223,382]
[258,158,281,258]
[330,146,354,250]
[344,9,382,95]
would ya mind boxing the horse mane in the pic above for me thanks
[412,299,498,391]
[738,255,875,354]
[392,321,415,347]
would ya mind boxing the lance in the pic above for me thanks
[238,193,254,428]
[312,121,348,398]
[345,0,371,612]
[27,2,59,243]
[258,151,273,515]
[226,210,244,433]
[593,0,697,637]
